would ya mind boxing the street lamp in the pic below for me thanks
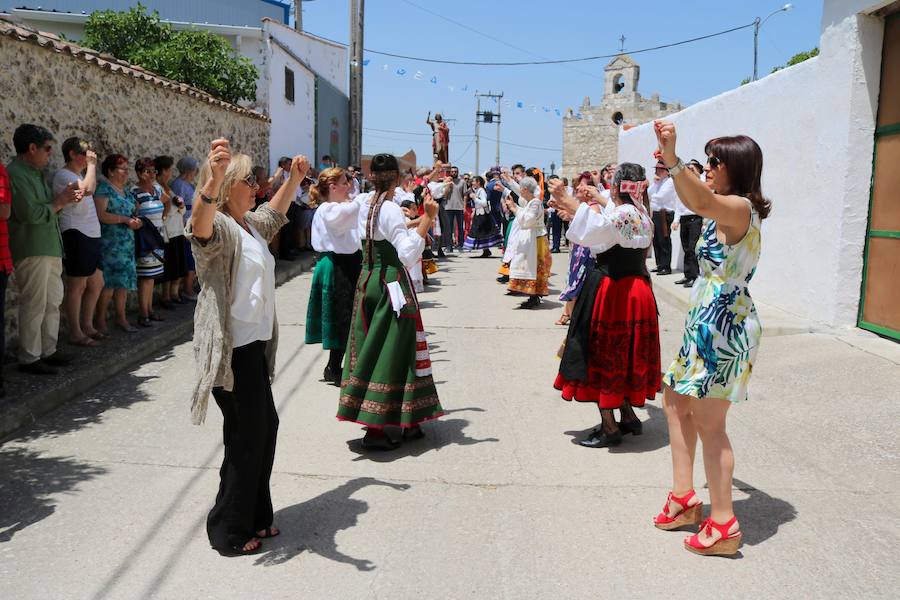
[753,3,793,81]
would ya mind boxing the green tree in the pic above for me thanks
[741,47,819,84]
[82,3,257,104]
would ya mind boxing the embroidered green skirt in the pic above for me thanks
[337,240,443,428]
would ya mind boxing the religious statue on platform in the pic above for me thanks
[426,112,450,164]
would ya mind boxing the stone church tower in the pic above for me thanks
[562,55,682,180]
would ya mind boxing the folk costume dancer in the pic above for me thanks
[426,112,450,164]
[556,171,599,326]
[506,174,552,309]
[462,176,502,257]
[550,163,661,449]
[305,168,363,387]
[337,154,444,450]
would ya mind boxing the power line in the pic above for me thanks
[363,127,560,153]
[314,21,755,66]
[395,0,602,80]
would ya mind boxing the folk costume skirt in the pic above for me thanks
[338,240,443,428]
[508,236,552,297]
[463,213,503,250]
[555,246,661,409]
[305,250,363,350]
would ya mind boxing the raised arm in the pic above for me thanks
[190,139,231,241]
[82,151,98,194]
[268,155,309,215]
[654,120,750,238]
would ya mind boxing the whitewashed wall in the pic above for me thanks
[618,1,886,329]
[265,37,316,172]
[265,19,348,96]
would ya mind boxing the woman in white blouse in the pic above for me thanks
[505,173,552,309]
[336,153,444,450]
[548,163,662,449]
[305,168,363,386]
[187,139,308,556]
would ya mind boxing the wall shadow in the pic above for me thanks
[254,477,410,570]
[563,403,669,453]
[0,446,106,543]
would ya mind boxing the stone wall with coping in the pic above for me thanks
[0,30,270,357]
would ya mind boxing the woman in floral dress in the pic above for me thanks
[651,120,771,557]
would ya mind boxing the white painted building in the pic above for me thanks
[1,4,349,172]
[618,0,900,340]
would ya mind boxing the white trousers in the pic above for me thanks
[14,256,64,364]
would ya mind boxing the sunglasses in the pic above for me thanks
[707,156,722,168]
[241,173,259,188]
[140,169,157,175]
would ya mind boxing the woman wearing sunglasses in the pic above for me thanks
[652,120,771,556]
[186,139,309,556]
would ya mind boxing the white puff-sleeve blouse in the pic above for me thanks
[566,202,653,253]
[355,192,425,269]
[312,201,361,254]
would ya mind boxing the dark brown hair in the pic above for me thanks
[134,157,155,174]
[704,135,771,219]
[101,154,128,178]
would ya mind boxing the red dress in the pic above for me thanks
[555,245,661,409]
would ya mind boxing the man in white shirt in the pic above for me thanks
[647,160,678,275]
[425,165,450,257]
[672,160,705,287]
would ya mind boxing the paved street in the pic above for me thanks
[2,252,899,600]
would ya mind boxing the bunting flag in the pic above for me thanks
[370,59,565,120]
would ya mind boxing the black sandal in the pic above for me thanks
[256,526,280,539]
[216,538,263,557]
[361,432,401,450]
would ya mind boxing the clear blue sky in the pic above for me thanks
[300,0,823,174]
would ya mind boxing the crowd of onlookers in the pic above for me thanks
[0,123,371,398]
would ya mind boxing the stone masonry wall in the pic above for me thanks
[0,33,270,357]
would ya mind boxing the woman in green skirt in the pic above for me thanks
[338,154,444,449]
[305,168,362,385]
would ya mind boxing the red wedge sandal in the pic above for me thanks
[684,516,742,556]
[653,490,703,530]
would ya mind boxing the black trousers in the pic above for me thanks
[652,210,675,270]
[549,211,563,251]
[446,209,464,249]
[679,214,703,281]
[433,201,450,251]
[207,340,279,551]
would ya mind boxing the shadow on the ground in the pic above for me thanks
[563,403,669,453]
[732,477,797,547]
[254,477,410,570]
[418,300,446,310]
[5,353,169,444]
[0,446,107,543]
[348,407,498,462]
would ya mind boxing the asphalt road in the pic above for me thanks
[2,250,898,599]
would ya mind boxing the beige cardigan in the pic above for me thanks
[185,203,288,424]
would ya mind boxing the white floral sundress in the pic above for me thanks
[663,201,761,402]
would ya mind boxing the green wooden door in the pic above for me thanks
[859,13,900,341]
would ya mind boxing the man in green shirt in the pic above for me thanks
[7,124,80,374]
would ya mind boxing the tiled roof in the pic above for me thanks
[0,16,269,122]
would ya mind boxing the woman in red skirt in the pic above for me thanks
[548,163,660,448]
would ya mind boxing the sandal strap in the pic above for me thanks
[663,489,696,515]
[699,516,739,539]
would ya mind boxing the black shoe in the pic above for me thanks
[138,316,153,327]
[618,419,643,436]
[437,249,447,258]
[361,432,401,450]
[323,365,334,382]
[579,429,623,448]
[496,275,509,283]
[480,249,491,258]
[657,268,673,275]
[674,278,689,285]
[551,248,561,254]
[683,279,695,288]
[42,352,73,367]
[19,360,58,375]
[517,296,541,310]
[651,267,660,272]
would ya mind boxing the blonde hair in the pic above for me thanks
[194,153,253,210]
[309,167,347,204]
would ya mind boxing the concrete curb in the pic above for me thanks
[0,252,317,442]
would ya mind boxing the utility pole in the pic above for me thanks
[349,0,364,166]
[474,91,503,175]
[294,0,302,31]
